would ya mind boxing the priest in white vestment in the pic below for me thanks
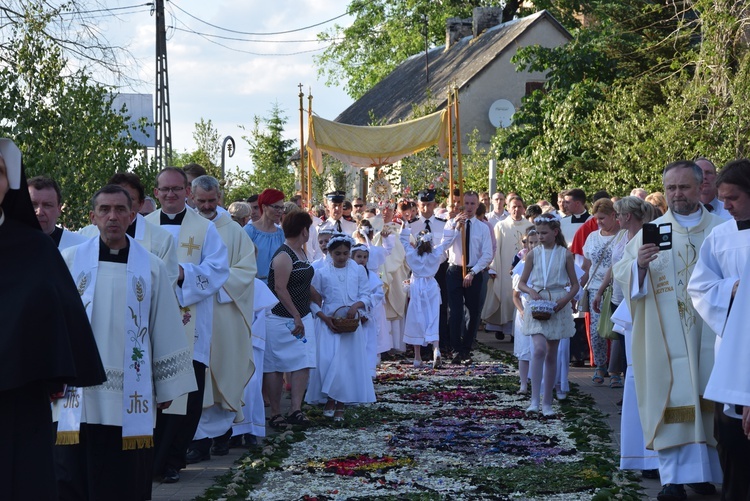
[613,161,723,500]
[188,176,257,459]
[79,172,179,287]
[55,185,196,501]
[688,158,750,501]
[482,195,533,338]
[27,175,88,250]
[147,167,229,483]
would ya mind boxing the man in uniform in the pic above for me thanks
[688,158,750,501]
[147,167,229,483]
[185,175,257,462]
[27,175,88,250]
[318,191,357,234]
[410,189,449,357]
[55,185,195,500]
[614,160,723,501]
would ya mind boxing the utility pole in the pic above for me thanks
[154,0,172,169]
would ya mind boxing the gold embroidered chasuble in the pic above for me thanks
[204,213,257,419]
[613,209,723,450]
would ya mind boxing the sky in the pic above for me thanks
[93,0,355,174]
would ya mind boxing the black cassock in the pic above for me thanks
[0,173,105,501]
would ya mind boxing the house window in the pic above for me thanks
[525,82,545,95]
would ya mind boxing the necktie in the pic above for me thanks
[336,219,342,232]
[463,220,471,269]
[705,203,714,212]
[424,219,431,233]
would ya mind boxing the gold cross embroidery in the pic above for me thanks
[181,236,201,256]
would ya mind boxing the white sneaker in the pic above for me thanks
[432,349,442,369]
[556,391,567,400]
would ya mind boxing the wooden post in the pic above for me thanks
[307,89,313,210]
[454,86,464,201]
[447,89,454,211]
[298,84,305,199]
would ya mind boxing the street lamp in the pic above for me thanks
[221,135,235,180]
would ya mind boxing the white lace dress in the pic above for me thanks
[522,245,575,340]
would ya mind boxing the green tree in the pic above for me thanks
[0,6,145,228]
[231,103,296,200]
[171,118,223,179]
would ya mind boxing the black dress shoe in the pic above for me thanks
[185,448,210,464]
[657,483,686,501]
[494,331,505,340]
[642,469,660,479]
[687,482,717,495]
[451,353,466,365]
[211,441,230,456]
[228,435,243,448]
[162,468,180,483]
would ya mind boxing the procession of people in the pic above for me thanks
[3,137,750,500]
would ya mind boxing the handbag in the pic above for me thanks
[597,285,618,340]
[578,289,591,313]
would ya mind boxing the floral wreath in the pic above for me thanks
[534,213,562,225]
[327,233,355,249]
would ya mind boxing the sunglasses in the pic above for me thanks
[353,204,364,208]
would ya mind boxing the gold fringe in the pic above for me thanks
[122,435,154,450]
[56,431,80,446]
[664,398,716,424]
[664,406,695,424]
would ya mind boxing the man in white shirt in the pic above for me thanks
[444,191,493,364]
[487,191,509,227]
[688,158,750,501]
[27,175,87,250]
[696,157,731,220]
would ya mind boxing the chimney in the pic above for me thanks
[445,17,473,51]
[472,6,503,38]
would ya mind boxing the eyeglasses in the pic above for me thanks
[157,186,185,194]
[267,204,285,211]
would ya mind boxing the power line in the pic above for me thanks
[171,21,330,56]
[170,26,339,44]
[169,1,347,36]
[58,2,154,17]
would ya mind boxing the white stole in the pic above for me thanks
[58,236,154,449]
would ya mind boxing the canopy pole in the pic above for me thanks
[298,84,305,203]
[447,87,465,276]
[454,86,464,201]
[446,89,454,211]
[307,89,313,210]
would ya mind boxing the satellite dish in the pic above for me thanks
[488,99,515,128]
